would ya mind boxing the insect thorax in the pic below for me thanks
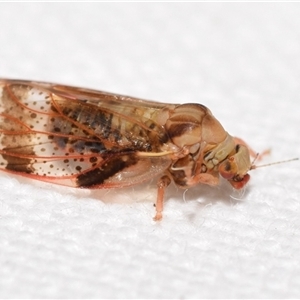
[165,103,235,188]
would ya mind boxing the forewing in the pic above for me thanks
[0,79,172,188]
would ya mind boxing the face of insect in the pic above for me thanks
[218,144,251,189]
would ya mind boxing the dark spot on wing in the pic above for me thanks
[76,154,137,187]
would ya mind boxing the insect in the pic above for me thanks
[0,79,265,220]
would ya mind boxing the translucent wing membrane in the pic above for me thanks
[0,79,172,188]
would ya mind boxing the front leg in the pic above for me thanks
[185,172,219,187]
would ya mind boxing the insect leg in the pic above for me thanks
[153,175,171,221]
[186,173,219,187]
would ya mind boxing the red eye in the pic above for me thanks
[219,159,237,180]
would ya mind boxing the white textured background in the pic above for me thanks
[0,3,300,299]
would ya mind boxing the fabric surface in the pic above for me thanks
[0,3,300,298]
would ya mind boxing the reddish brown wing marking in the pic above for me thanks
[0,79,172,188]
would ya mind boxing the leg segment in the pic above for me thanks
[153,175,171,221]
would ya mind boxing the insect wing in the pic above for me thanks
[0,80,172,188]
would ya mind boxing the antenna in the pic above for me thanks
[250,157,299,170]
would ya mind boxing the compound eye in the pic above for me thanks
[219,157,237,180]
